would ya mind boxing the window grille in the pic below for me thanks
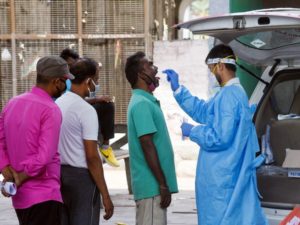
[0,0,147,124]
[15,40,78,94]
[0,41,13,109]
[15,0,77,34]
[82,0,144,35]
[0,1,10,34]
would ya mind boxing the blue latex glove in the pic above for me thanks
[162,69,180,91]
[181,122,194,137]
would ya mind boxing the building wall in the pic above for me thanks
[153,39,209,170]
[153,39,209,134]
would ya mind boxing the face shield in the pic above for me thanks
[206,55,237,88]
[206,56,236,70]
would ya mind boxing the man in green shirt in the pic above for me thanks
[125,51,178,225]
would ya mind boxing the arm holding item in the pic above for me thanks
[163,69,209,124]
[165,69,239,151]
[1,166,13,182]
[0,166,14,197]
[163,69,179,91]
[181,122,194,138]
[1,166,20,197]
[189,90,239,152]
[0,108,28,193]
[0,179,17,196]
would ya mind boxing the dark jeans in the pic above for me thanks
[60,165,101,225]
[15,200,62,225]
[92,102,115,142]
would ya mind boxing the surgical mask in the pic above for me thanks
[140,72,159,92]
[209,71,216,77]
[87,79,100,98]
[208,64,223,87]
[208,71,221,97]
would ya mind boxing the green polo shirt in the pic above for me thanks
[127,89,178,200]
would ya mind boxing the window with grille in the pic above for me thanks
[0,0,146,124]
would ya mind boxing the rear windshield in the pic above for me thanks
[237,28,300,50]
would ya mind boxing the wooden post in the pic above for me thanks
[144,0,151,56]
[9,0,17,97]
[77,0,83,56]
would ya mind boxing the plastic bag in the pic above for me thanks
[261,124,275,164]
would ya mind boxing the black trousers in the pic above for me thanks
[60,165,101,225]
[15,200,62,225]
[92,102,115,141]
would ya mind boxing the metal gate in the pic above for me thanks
[0,0,149,124]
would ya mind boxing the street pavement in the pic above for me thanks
[0,166,197,225]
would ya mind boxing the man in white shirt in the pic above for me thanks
[60,48,119,167]
[56,57,114,225]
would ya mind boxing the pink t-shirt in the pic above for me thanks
[0,87,62,209]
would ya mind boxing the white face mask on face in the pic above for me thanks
[87,79,100,98]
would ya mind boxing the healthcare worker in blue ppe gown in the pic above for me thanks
[163,44,268,225]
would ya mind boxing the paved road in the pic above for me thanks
[0,189,197,225]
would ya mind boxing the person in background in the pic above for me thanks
[163,44,268,225]
[125,51,178,225]
[0,56,74,225]
[60,48,119,167]
[56,57,114,225]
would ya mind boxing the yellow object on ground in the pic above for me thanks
[99,146,120,167]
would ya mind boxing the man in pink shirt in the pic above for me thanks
[0,56,74,225]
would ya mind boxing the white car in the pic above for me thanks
[176,8,300,225]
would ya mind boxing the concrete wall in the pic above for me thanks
[154,39,209,109]
[153,39,210,177]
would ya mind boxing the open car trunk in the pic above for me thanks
[254,69,300,209]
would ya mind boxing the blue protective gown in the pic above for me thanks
[174,78,268,225]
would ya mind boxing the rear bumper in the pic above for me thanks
[263,207,291,225]
[257,166,299,224]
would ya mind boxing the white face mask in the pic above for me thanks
[87,79,100,98]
